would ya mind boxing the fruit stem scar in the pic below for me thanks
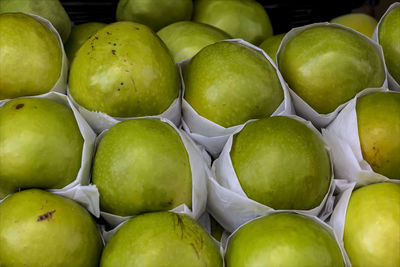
[37,210,56,222]
[16,103,24,109]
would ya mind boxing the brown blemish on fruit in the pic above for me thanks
[112,50,116,55]
[113,43,116,46]
[135,27,139,30]
[120,82,124,85]
[37,210,56,222]
[191,243,200,259]
[106,31,111,35]
[16,104,24,109]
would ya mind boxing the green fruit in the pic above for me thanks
[225,213,344,267]
[69,21,179,117]
[259,33,285,64]
[344,183,400,267]
[0,189,103,267]
[230,116,331,210]
[0,13,62,100]
[184,41,283,128]
[0,0,71,42]
[92,119,192,216]
[193,0,273,45]
[379,6,400,84]
[116,0,193,31]
[0,98,83,193]
[65,22,106,63]
[331,13,377,38]
[278,25,385,114]
[100,212,222,267]
[356,92,400,180]
[157,21,231,63]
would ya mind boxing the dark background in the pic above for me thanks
[60,0,397,34]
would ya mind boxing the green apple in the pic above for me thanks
[225,213,344,267]
[259,33,285,64]
[193,0,273,45]
[331,13,377,38]
[65,22,106,63]
[230,116,331,210]
[356,92,400,180]
[92,119,191,216]
[0,189,103,267]
[157,21,231,63]
[116,0,192,31]
[0,13,62,100]
[278,25,385,114]
[184,41,283,128]
[100,212,222,266]
[0,0,71,42]
[69,21,179,117]
[379,6,400,84]
[344,183,400,267]
[0,98,83,194]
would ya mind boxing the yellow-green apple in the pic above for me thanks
[0,13,62,100]
[331,13,377,38]
[259,33,285,64]
[184,41,283,128]
[230,116,331,210]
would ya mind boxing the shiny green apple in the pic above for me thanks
[100,212,222,267]
[0,13,62,100]
[331,13,377,38]
[356,92,400,180]
[259,33,285,64]
[226,213,344,267]
[69,21,179,117]
[116,0,192,31]
[193,0,273,45]
[379,6,400,84]
[92,119,192,216]
[344,183,400,267]
[0,98,83,194]
[157,21,231,63]
[65,22,106,63]
[184,41,283,128]
[0,189,103,267]
[230,116,331,210]
[278,25,385,114]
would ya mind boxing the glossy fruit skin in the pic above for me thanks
[184,41,283,128]
[0,0,71,42]
[116,0,193,31]
[69,21,179,117]
[0,13,62,100]
[230,116,331,210]
[278,25,385,114]
[92,119,192,216]
[259,33,285,64]
[0,189,103,267]
[100,212,223,267]
[65,22,106,62]
[193,0,273,45]
[356,92,400,180]
[379,6,400,84]
[0,98,83,194]
[225,213,344,267]
[344,183,400,267]
[157,21,231,63]
[331,13,377,38]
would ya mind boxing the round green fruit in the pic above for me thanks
[0,189,103,267]
[379,6,400,84]
[92,119,192,216]
[278,25,385,114]
[0,98,83,193]
[356,92,400,180]
[100,212,222,267]
[69,21,179,117]
[116,0,193,31]
[230,116,331,210]
[157,21,231,63]
[344,183,400,267]
[184,41,283,128]
[225,213,344,267]
[0,13,62,100]
[259,33,285,64]
[65,22,106,63]
[193,0,273,44]
[0,0,71,42]
[331,13,377,38]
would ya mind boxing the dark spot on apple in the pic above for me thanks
[123,59,127,62]
[112,50,116,55]
[94,36,98,40]
[106,31,111,35]
[135,27,139,30]
[191,243,200,259]
[113,43,116,46]
[37,210,56,222]
[120,82,124,85]
[108,42,111,44]
[117,88,120,91]
[16,103,24,109]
